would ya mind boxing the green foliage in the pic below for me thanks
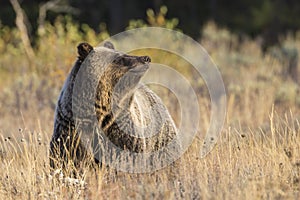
[2,0,300,47]
[251,0,274,29]
[127,6,179,30]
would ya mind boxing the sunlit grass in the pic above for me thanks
[0,111,299,199]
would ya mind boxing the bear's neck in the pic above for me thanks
[95,81,135,128]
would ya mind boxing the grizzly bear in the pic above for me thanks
[50,42,181,172]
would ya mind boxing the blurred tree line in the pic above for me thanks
[1,0,300,50]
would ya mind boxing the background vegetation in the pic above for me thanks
[0,1,300,199]
[1,0,300,50]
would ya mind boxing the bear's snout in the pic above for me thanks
[139,56,151,64]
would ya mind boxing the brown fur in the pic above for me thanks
[50,43,180,172]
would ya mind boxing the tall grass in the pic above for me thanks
[0,14,300,199]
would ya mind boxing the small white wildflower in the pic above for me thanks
[36,175,43,183]
[59,172,64,181]
[53,169,61,176]
[63,177,86,187]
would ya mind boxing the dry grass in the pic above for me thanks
[0,19,300,199]
[0,111,299,199]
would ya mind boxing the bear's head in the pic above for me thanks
[100,51,151,95]
[79,43,151,124]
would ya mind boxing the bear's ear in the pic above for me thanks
[103,41,115,50]
[77,42,94,61]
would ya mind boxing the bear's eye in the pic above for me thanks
[112,56,132,67]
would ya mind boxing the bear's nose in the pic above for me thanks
[139,56,151,64]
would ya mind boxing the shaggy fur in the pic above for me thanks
[50,43,181,171]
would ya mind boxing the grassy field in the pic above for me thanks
[0,18,300,199]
